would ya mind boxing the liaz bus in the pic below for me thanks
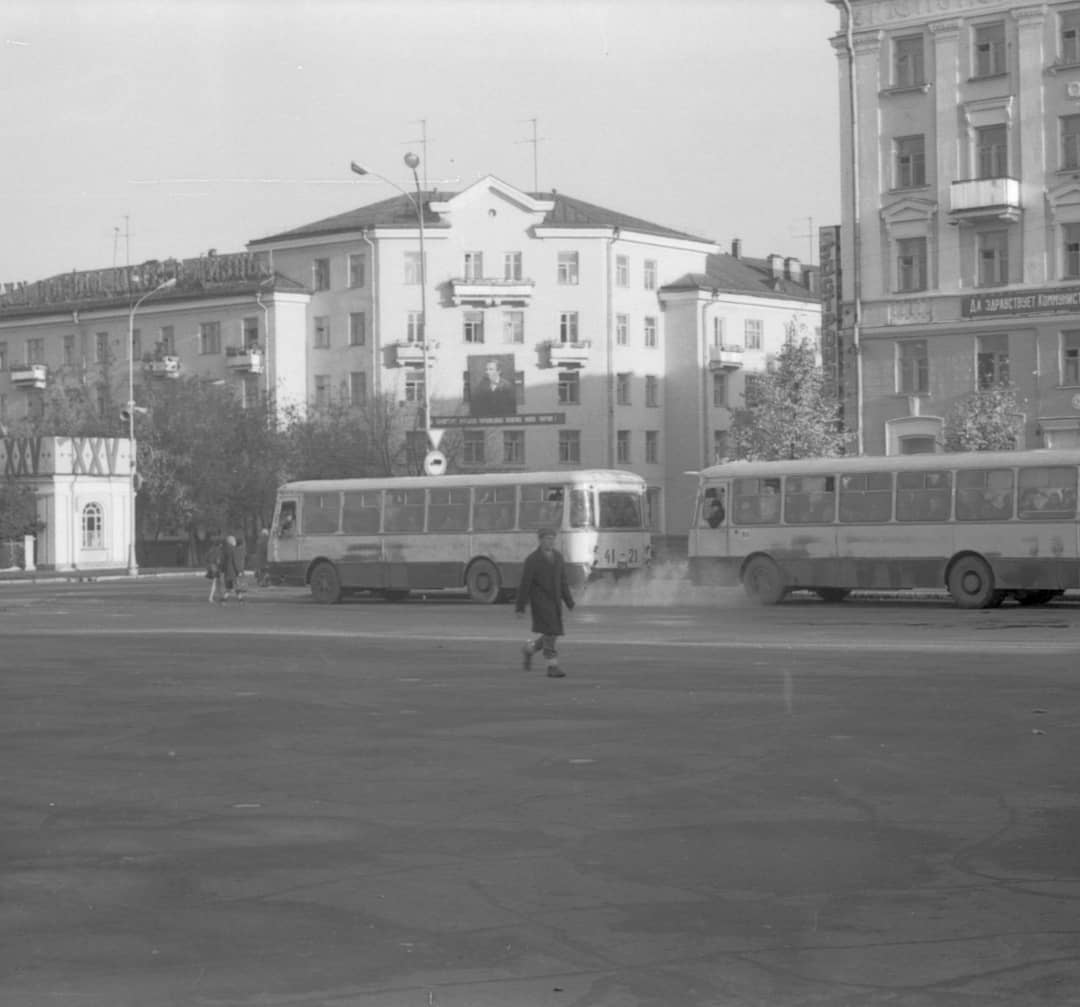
[688,449,1080,609]
[268,469,651,604]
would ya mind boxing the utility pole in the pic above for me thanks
[791,216,815,266]
[408,119,429,189]
[516,117,544,192]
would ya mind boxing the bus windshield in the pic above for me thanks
[599,490,643,529]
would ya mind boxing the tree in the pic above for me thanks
[944,384,1021,452]
[0,476,43,542]
[728,334,851,460]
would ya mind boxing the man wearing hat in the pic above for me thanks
[515,526,575,678]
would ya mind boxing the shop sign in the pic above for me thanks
[963,286,1080,318]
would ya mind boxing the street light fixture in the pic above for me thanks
[350,155,433,465]
[126,276,177,575]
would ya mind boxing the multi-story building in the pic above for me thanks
[829,0,1080,453]
[0,177,819,543]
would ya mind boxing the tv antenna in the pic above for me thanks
[405,118,430,189]
[516,117,545,192]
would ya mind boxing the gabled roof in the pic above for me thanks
[664,251,818,302]
[249,188,711,246]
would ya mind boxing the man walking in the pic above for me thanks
[515,527,575,678]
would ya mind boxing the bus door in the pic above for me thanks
[692,479,732,584]
[270,496,301,575]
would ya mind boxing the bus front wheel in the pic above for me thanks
[466,559,502,604]
[947,555,997,609]
[742,556,786,605]
[309,561,342,605]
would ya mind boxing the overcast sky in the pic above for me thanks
[1,0,842,284]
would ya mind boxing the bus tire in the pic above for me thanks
[309,561,342,605]
[466,559,501,604]
[742,556,786,605]
[947,555,997,609]
[817,588,850,603]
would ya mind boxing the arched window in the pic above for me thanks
[82,502,104,549]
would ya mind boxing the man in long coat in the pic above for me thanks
[515,527,575,678]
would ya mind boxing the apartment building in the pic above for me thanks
[830,0,1080,453]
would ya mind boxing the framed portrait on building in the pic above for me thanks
[468,353,517,418]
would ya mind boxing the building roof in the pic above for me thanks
[664,251,818,302]
[249,188,709,246]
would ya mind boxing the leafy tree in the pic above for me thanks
[0,476,44,542]
[944,384,1021,452]
[728,334,851,460]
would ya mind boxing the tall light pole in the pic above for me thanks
[126,276,177,575]
[350,154,433,462]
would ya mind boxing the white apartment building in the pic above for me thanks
[830,0,1080,453]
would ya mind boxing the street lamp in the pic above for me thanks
[126,276,177,575]
[350,154,433,463]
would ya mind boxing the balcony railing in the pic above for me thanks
[540,340,591,368]
[949,177,1022,223]
[144,355,181,379]
[10,363,47,389]
[708,344,745,370]
[225,346,264,374]
[449,277,535,306]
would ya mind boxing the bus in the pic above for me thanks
[268,469,651,604]
[688,449,1080,609]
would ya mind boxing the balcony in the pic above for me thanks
[389,342,436,368]
[540,340,591,368]
[449,277,535,307]
[10,363,47,389]
[144,355,181,379]
[949,177,1022,224]
[708,344,745,370]
[226,346,264,374]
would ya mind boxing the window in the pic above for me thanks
[977,230,1008,287]
[711,317,725,346]
[745,319,763,350]
[314,374,331,407]
[1018,466,1078,519]
[839,472,893,522]
[957,468,1014,521]
[314,316,331,348]
[342,490,381,534]
[502,310,524,344]
[301,491,341,534]
[503,430,525,465]
[557,251,579,285]
[404,372,425,403]
[559,312,579,344]
[504,252,522,281]
[644,316,657,348]
[349,371,367,407]
[160,325,175,355]
[349,312,366,346]
[643,259,657,290]
[645,375,659,407]
[645,430,659,464]
[894,33,924,86]
[520,485,565,529]
[95,332,109,363]
[1066,224,1080,278]
[384,489,425,533]
[713,429,728,463]
[558,370,581,405]
[425,487,468,532]
[897,237,928,292]
[558,429,581,464]
[243,316,259,348]
[976,124,1008,178]
[81,502,104,549]
[713,371,728,407]
[896,470,952,521]
[974,22,1006,78]
[313,258,330,291]
[463,311,485,344]
[616,314,629,346]
[616,255,629,287]
[895,135,926,188]
[464,252,484,280]
[406,311,423,343]
[616,430,631,464]
[616,372,631,406]
[898,339,929,394]
[1063,330,1080,384]
[348,253,366,288]
[733,477,782,525]
[463,430,485,465]
[977,333,1010,388]
[783,475,836,524]
[63,334,75,366]
[404,251,424,284]
[131,329,141,362]
[26,338,45,364]
[515,370,525,407]
[200,322,221,355]
[1062,115,1080,170]
[1064,10,1080,64]
[473,485,515,531]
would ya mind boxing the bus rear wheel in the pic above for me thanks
[309,561,342,605]
[466,559,501,604]
[947,555,997,609]
[742,556,786,605]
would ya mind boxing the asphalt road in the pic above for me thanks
[2,576,1080,1007]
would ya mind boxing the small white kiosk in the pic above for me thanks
[1,436,133,572]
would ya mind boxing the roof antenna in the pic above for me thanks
[516,117,544,192]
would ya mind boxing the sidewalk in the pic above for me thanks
[0,566,200,584]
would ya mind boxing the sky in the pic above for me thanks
[1,0,842,285]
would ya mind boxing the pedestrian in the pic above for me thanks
[254,528,270,586]
[205,538,224,604]
[515,527,575,678]
[233,534,247,598]
[220,534,243,602]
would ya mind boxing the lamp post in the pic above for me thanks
[350,154,432,461]
[126,276,176,575]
